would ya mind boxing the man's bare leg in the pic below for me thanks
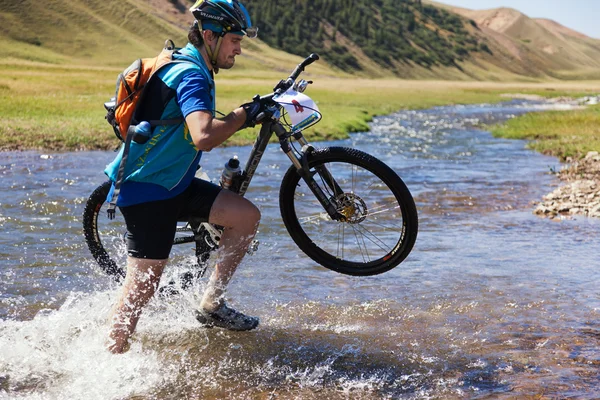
[200,189,260,311]
[108,257,167,354]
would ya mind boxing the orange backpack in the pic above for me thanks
[105,39,181,141]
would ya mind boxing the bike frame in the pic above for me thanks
[174,53,347,250]
[234,118,342,218]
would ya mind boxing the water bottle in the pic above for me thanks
[132,121,152,144]
[219,156,241,190]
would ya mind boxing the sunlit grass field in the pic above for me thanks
[1,59,600,155]
[491,104,600,160]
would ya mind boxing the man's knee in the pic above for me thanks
[235,200,260,234]
[210,191,261,229]
[248,202,261,225]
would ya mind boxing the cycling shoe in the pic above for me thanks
[195,303,259,331]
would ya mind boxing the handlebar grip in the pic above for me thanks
[289,53,320,81]
[302,53,320,68]
[273,53,321,95]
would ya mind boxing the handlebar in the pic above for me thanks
[290,53,319,82]
[249,53,320,130]
[273,53,320,95]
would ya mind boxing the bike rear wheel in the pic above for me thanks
[279,147,418,276]
[82,181,126,281]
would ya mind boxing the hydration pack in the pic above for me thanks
[104,39,185,141]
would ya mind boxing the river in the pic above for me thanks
[1,100,599,399]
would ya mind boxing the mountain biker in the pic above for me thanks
[105,0,268,354]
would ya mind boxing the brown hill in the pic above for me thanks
[447,5,600,77]
[534,18,590,40]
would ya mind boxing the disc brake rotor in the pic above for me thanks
[334,193,368,224]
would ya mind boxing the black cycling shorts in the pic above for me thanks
[119,178,222,260]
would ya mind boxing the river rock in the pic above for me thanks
[534,152,600,219]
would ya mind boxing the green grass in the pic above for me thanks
[0,62,119,150]
[2,61,600,152]
[491,104,600,160]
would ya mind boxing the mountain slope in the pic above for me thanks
[0,0,212,65]
[244,0,491,77]
[0,0,495,78]
[446,5,600,78]
[534,18,589,40]
[0,0,190,66]
[1,0,599,80]
[0,0,348,77]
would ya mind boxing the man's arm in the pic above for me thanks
[186,108,246,151]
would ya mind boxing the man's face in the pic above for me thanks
[216,33,243,69]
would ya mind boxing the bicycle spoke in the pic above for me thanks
[351,223,394,253]
[350,223,370,263]
[337,223,344,260]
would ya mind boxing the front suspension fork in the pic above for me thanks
[275,124,346,222]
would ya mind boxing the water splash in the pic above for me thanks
[2,100,600,398]
[0,291,174,399]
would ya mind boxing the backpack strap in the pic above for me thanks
[107,124,135,219]
[106,50,206,219]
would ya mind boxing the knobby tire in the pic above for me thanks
[279,147,418,276]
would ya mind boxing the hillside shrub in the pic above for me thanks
[244,0,482,73]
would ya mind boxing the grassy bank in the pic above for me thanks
[2,60,600,151]
[491,104,600,161]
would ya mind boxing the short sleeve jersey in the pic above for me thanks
[111,70,214,207]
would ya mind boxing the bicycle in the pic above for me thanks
[82,53,418,285]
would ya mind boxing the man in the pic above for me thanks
[104,0,267,354]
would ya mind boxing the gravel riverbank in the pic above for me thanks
[534,151,600,219]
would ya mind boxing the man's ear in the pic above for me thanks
[202,30,218,44]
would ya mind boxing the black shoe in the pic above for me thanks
[195,303,259,331]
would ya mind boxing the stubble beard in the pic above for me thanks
[218,56,236,70]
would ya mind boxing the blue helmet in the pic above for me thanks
[190,0,257,38]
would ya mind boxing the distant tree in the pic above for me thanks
[332,20,339,41]
[243,0,481,73]
[407,13,416,32]
[479,42,492,54]
[316,24,324,41]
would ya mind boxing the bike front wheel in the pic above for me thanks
[279,147,418,276]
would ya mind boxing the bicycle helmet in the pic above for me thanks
[190,0,257,38]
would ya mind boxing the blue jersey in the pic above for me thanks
[104,44,215,207]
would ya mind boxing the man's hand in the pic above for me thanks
[240,98,277,129]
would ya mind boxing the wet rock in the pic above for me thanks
[535,152,600,219]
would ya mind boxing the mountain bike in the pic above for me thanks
[82,53,418,285]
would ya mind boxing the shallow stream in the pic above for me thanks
[1,100,599,399]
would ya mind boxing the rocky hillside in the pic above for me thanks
[439,4,600,79]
